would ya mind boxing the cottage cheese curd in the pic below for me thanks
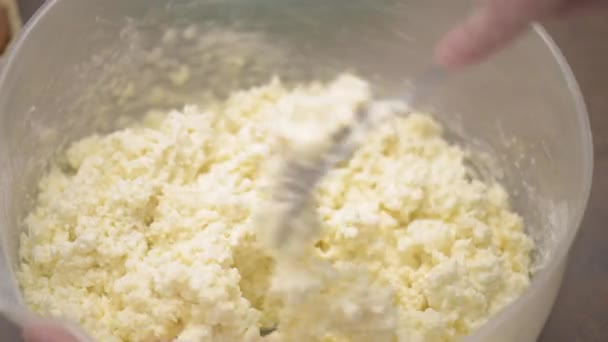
[18,75,533,342]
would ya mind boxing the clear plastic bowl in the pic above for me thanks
[0,0,593,341]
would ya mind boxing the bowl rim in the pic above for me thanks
[467,23,594,340]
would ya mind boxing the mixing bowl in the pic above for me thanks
[0,0,593,341]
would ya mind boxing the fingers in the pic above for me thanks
[22,323,81,342]
[435,0,562,69]
[22,323,173,342]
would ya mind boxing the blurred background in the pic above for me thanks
[539,15,608,342]
[0,1,606,341]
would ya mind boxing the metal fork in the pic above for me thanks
[269,65,448,251]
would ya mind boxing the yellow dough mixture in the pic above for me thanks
[17,75,534,342]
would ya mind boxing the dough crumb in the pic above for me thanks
[18,75,533,342]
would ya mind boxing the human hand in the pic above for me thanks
[435,0,608,69]
[22,322,80,342]
[22,322,172,342]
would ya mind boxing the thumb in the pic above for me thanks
[23,323,81,342]
[435,0,562,69]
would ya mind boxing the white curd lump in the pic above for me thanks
[18,75,534,342]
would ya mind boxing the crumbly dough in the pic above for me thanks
[18,75,533,342]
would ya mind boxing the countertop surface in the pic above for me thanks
[539,16,608,342]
